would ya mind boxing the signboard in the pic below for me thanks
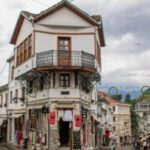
[42,106,49,113]
[81,107,87,119]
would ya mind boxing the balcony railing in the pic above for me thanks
[36,50,95,69]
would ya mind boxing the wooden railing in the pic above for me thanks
[36,50,95,69]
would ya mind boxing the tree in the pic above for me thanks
[130,103,139,137]
[126,100,139,137]
[111,94,122,101]
[125,93,131,103]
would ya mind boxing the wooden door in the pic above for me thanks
[58,37,71,66]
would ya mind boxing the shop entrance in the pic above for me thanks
[59,119,70,147]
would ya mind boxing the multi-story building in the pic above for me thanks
[6,0,105,149]
[7,55,26,145]
[135,102,150,117]
[0,84,8,142]
[96,92,113,148]
[135,102,150,137]
[97,92,131,146]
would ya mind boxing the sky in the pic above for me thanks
[0,0,150,93]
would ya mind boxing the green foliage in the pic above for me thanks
[130,106,139,137]
[125,99,139,137]
[111,94,122,101]
[125,93,131,103]
[136,87,150,102]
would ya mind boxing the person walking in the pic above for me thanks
[143,140,147,150]
[134,141,138,150]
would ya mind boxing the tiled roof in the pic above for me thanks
[104,97,120,105]
[97,91,108,98]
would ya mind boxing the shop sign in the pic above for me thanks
[42,106,49,113]
[82,108,87,118]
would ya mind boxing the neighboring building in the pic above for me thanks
[96,92,113,148]
[7,55,26,144]
[135,102,150,137]
[97,92,131,146]
[0,84,8,142]
[135,102,150,117]
[5,0,105,149]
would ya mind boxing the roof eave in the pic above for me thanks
[10,14,25,45]
[34,1,99,26]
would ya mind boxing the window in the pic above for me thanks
[58,37,70,51]
[15,89,18,98]
[113,106,116,112]
[10,91,13,103]
[16,34,32,66]
[97,42,101,65]
[28,35,32,58]
[11,66,14,80]
[60,74,70,87]
[113,126,116,131]
[5,93,8,107]
[113,116,116,122]
[75,72,79,88]
[39,76,44,91]
[28,80,33,93]
[22,87,25,98]
[1,94,3,107]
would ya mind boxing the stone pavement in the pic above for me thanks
[0,143,26,150]
[121,144,134,150]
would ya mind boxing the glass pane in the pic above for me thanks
[60,40,64,45]
[65,76,69,80]
[60,75,64,80]
[60,81,64,86]
[64,40,68,45]
[64,46,69,51]
[60,46,65,51]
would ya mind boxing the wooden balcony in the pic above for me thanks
[36,50,96,72]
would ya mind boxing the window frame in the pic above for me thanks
[16,34,32,67]
[60,73,70,87]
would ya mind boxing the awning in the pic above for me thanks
[0,119,3,126]
[27,105,43,110]
[10,113,24,118]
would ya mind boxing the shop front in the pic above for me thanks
[10,113,25,146]
[0,118,7,142]
[49,102,82,150]
[24,107,48,149]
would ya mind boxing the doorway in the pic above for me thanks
[59,119,70,147]
[58,37,71,66]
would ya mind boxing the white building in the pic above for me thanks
[135,102,150,137]
[5,0,105,149]
[97,92,131,146]
[0,84,8,142]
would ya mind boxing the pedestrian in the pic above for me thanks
[143,140,147,150]
[137,141,140,150]
[134,141,137,150]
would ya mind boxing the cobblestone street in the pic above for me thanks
[0,143,24,150]
[121,145,134,150]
